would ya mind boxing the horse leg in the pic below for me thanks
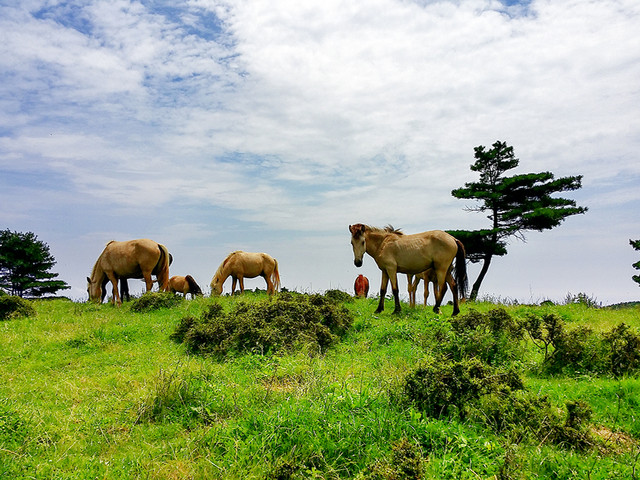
[231,277,237,294]
[143,272,154,293]
[389,271,401,314]
[121,278,130,302]
[424,277,430,306]
[407,274,415,308]
[264,272,274,295]
[446,271,460,316]
[375,271,389,313]
[432,267,448,314]
[107,273,121,306]
[238,276,245,294]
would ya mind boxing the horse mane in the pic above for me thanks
[89,240,115,281]
[369,225,404,236]
[213,251,240,279]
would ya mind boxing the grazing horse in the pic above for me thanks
[349,224,467,315]
[407,269,448,307]
[169,275,203,299]
[354,274,370,298]
[100,253,174,303]
[88,239,171,305]
[210,251,280,295]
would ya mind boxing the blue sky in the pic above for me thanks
[1,0,639,305]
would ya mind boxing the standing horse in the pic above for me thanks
[407,269,448,307]
[210,251,280,295]
[88,239,171,305]
[169,275,202,299]
[349,224,467,315]
[354,274,370,298]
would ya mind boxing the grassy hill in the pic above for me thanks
[1,292,639,479]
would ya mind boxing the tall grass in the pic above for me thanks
[0,294,638,479]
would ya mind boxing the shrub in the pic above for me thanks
[173,294,353,357]
[130,292,183,312]
[402,356,523,420]
[323,289,354,303]
[525,314,640,377]
[445,308,524,366]
[356,438,426,480]
[0,293,36,320]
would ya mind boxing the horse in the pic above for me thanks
[169,275,203,299]
[406,269,448,307]
[88,239,171,305]
[100,253,174,303]
[349,224,467,315]
[210,251,280,295]
[354,274,369,298]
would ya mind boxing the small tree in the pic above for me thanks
[0,229,70,297]
[451,141,587,300]
[631,239,640,287]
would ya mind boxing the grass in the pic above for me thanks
[0,294,639,479]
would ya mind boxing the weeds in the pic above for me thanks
[0,293,36,320]
[130,291,183,312]
[172,293,353,357]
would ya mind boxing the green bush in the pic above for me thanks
[173,294,353,357]
[356,438,426,480]
[130,292,183,312]
[525,314,640,377]
[0,294,36,320]
[402,356,524,420]
[445,308,525,366]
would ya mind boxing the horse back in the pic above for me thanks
[382,230,458,273]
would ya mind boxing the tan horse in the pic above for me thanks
[88,239,170,305]
[349,224,467,315]
[407,269,449,307]
[210,251,280,295]
[169,275,202,299]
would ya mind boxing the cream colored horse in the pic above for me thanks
[407,269,449,307]
[349,224,467,315]
[210,251,280,295]
[88,239,170,305]
[169,275,202,299]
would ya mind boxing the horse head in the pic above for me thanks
[86,276,102,303]
[349,224,367,267]
[210,275,223,296]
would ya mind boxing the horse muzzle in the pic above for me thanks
[354,259,363,267]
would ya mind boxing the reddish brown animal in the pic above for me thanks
[354,274,370,298]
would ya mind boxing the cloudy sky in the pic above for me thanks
[1,0,639,305]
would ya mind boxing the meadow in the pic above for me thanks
[1,292,639,479]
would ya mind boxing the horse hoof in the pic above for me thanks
[392,308,402,315]
[374,308,383,314]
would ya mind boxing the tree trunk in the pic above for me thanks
[469,254,492,301]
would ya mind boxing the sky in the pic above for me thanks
[1,0,639,306]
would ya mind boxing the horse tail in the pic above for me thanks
[185,275,202,295]
[156,243,171,291]
[271,259,281,292]
[454,239,468,299]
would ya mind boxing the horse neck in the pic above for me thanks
[90,259,106,283]
[365,230,389,259]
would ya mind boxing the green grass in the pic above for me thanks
[1,295,639,479]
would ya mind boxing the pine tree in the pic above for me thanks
[451,141,587,300]
[0,229,70,297]
[631,239,640,287]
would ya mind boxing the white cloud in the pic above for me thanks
[1,0,639,303]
